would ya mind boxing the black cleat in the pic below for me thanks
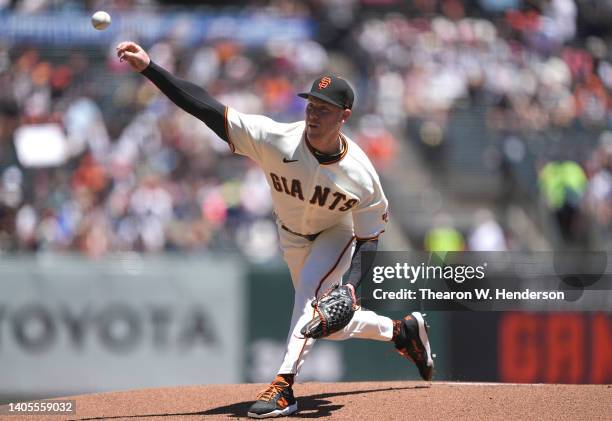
[393,312,434,381]
[247,376,298,418]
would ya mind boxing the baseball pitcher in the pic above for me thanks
[117,41,434,419]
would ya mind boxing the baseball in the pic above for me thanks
[91,11,111,30]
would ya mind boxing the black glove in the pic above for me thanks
[300,284,358,339]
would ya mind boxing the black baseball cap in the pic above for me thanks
[298,75,355,110]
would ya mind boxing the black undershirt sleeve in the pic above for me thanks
[140,61,228,143]
[344,239,378,289]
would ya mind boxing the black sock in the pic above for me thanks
[277,373,295,386]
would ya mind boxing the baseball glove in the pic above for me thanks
[300,284,358,339]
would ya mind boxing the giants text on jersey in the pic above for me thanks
[225,108,388,239]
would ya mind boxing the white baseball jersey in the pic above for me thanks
[224,107,389,240]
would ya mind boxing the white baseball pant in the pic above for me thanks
[276,221,394,375]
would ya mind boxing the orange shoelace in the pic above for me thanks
[256,381,288,401]
[392,320,402,342]
[397,348,415,363]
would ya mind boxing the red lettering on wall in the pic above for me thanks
[499,313,612,384]
[590,314,612,383]
[499,313,539,383]
[545,314,583,383]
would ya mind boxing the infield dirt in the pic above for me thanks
[3,381,611,420]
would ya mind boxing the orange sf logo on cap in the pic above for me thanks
[318,76,332,90]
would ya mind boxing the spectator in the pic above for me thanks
[468,208,507,251]
[538,160,587,243]
[424,213,465,252]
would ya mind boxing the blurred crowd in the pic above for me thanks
[349,0,609,131]
[0,0,611,256]
[0,1,400,258]
[347,0,611,249]
[0,40,326,258]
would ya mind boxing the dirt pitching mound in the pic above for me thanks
[3,381,611,420]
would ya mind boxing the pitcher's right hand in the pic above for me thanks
[116,41,151,72]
